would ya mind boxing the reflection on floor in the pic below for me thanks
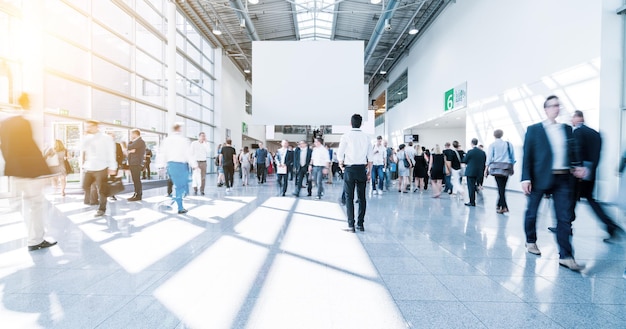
[1,174,625,328]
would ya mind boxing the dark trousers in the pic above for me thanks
[142,162,151,179]
[287,165,294,181]
[130,164,142,196]
[277,173,288,195]
[575,179,620,235]
[256,163,266,183]
[466,176,477,204]
[83,169,108,211]
[224,164,235,188]
[495,175,509,209]
[524,174,575,259]
[293,167,312,196]
[344,165,367,227]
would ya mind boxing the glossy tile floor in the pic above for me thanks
[1,174,626,328]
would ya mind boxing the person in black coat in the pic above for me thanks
[462,138,486,206]
[570,110,623,241]
[0,109,57,251]
[292,140,312,197]
[521,95,585,271]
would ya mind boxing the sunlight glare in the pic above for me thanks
[100,218,204,273]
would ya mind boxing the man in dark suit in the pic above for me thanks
[571,110,623,242]
[127,129,146,201]
[0,109,57,251]
[522,95,585,271]
[463,138,486,207]
[292,140,312,197]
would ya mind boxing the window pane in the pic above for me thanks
[203,108,213,124]
[92,56,131,94]
[186,98,200,119]
[136,22,163,62]
[92,89,131,126]
[185,118,200,139]
[135,102,165,132]
[93,0,132,40]
[136,0,164,34]
[136,76,165,106]
[136,49,163,79]
[186,22,200,49]
[44,35,89,80]
[387,70,408,110]
[44,1,89,46]
[93,23,131,67]
[44,74,89,118]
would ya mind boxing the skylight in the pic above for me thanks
[294,0,336,41]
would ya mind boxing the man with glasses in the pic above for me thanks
[522,95,585,271]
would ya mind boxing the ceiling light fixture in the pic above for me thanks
[213,17,222,36]
[408,19,418,35]
[244,67,251,74]
[370,0,382,4]
[249,0,259,4]
[380,68,387,75]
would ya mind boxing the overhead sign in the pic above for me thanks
[444,82,467,112]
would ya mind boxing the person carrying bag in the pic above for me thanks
[486,129,516,214]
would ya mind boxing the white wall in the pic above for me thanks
[384,0,622,194]
[218,52,266,152]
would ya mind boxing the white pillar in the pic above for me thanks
[21,0,45,147]
[167,0,178,131]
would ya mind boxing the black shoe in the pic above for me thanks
[109,196,117,201]
[178,209,188,214]
[307,194,312,197]
[357,225,365,232]
[548,227,557,233]
[28,240,57,251]
[464,202,475,207]
[343,227,356,233]
[201,192,205,196]
[292,193,299,197]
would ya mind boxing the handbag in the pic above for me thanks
[105,176,125,197]
[277,165,287,174]
[389,162,397,173]
[488,142,514,176]
[488,162,514,176]
[64,159,73,174]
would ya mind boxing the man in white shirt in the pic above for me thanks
[311,137,331,199]
[190,132,210,195]
[371,136,386,194]
[159,123,198,214]
[337,114,373,232]
[405,141,417,191]
[275,139,293,196]
[82,120,117,217]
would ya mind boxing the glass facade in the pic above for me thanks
[387,70,408,110]
[0,0,217,172]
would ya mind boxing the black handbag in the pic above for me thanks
[105,176,125,196]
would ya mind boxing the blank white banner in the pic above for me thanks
[252,41,365,125]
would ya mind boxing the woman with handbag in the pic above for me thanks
[44,139,69,196]
[486,129,516,214]
[396,144,412,193]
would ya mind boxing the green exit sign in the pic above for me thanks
[444,88,454,112]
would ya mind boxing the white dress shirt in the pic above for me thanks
[337,129,374,165]
[311,145,331,167]
[371,144,386,165]
[159,132,198,168]
[543,120,568,170]
[190,140,210,161]
[82,132,116,171]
